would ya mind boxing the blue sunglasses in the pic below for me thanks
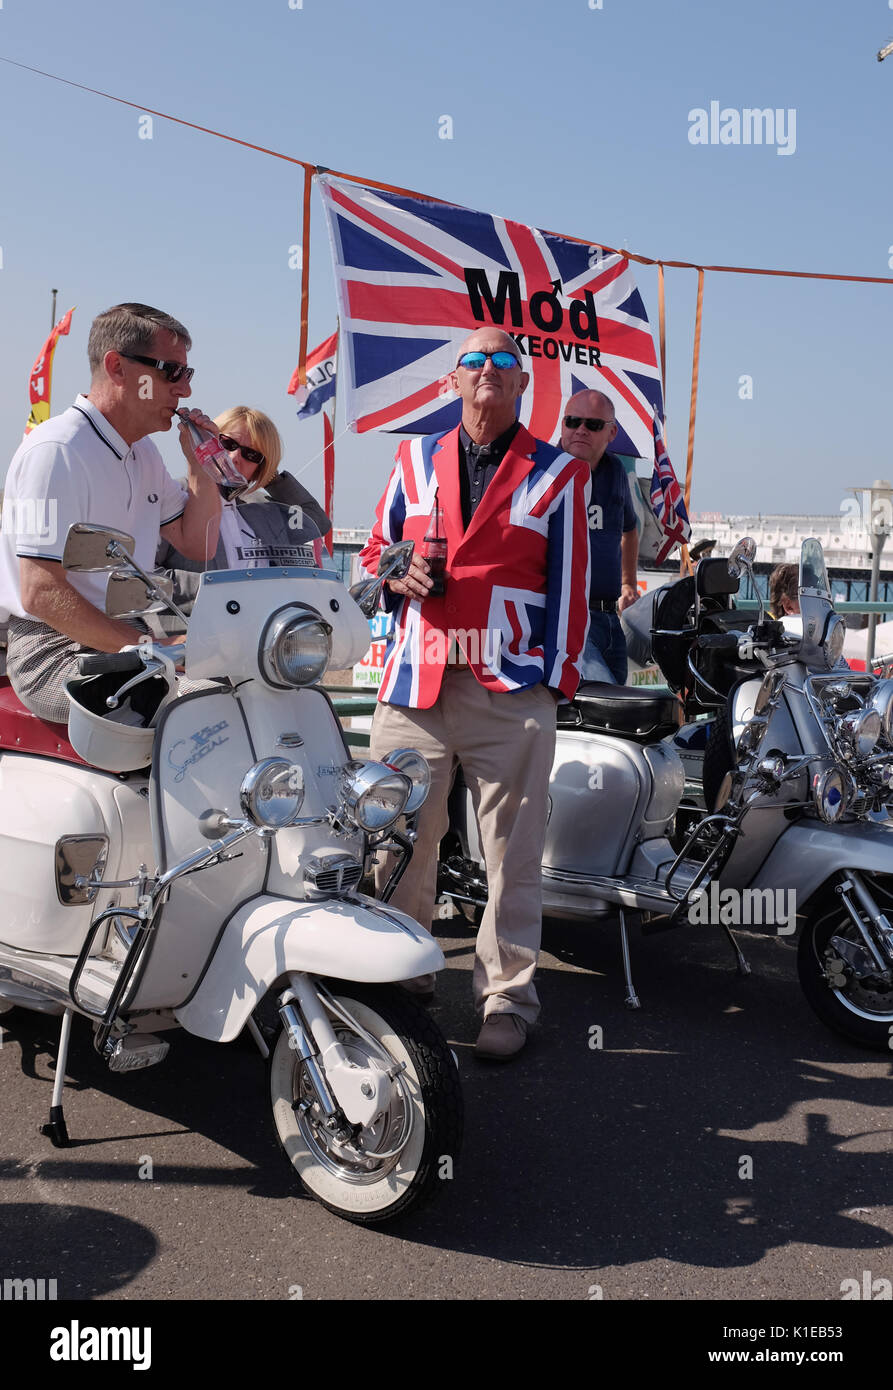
[456,350,520,371]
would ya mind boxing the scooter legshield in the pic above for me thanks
[174,894,444,1042]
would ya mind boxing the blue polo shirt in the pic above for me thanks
[587,453,636,602]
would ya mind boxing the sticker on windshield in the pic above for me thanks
[235,542,321,566]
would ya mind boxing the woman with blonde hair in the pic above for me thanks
[155,405,330,630]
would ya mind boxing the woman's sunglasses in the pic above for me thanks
[218,434,265,467]
[456,350,520,371]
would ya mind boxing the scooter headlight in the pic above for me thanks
[838,708,881,760]
[812,767,847,823]
[821,613,846,669]
[381,747,431,815]
[338,760,412,832]
[867,679,893,739]
[260,605,331,688]
[241,759,305,827]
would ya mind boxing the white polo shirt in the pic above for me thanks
[0,395,187,622]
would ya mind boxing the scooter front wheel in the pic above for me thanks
[269,984,462,1224]
[797,885,893,1050]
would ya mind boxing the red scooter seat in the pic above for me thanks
[0,676,87,766]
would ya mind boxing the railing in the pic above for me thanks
[328,685,379,748]
[330,602,893,743]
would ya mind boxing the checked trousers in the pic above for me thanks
[369,667,557,1024]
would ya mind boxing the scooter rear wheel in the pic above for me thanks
[269,984,462,1224]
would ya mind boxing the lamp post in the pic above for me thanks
[862,480,893,667]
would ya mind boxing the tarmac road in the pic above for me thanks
[1,912,891,1304]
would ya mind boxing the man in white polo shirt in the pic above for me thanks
[0,302,222,722]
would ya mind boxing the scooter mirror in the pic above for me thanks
[753,668,786,715]
[63,523,136,573]
[727,536,756,579]
[105,569,174,619]
[377,540,415,579]
[349,541,416,618]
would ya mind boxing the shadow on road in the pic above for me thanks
[2,916,891,1275]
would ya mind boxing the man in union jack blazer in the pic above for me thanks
[361,327,591,1060]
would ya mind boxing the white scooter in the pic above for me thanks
[0,513,461,1224]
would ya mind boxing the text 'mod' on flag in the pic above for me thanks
[317,175,665,461]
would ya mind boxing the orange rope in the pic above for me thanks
[296,167,313,388]
[0,56,314,171]
[657,262,667,406]
[4,57,893,290]
[684,268,704,516]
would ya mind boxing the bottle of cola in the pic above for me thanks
[423,493,447,597]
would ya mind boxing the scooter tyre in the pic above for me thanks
[269,983,462,1224]
[797,884,893,1051]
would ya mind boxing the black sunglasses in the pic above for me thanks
[121,352,195,384]
[563,415,614,433]
[218,433,265,467]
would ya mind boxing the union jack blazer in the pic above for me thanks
[359,423,592,708]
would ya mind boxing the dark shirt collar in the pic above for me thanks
[458,419,520,464]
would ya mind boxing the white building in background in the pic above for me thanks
[688,513,893,574]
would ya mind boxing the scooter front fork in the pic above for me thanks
[278,973,399,1135]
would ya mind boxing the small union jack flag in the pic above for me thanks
[650,412,690,563]
[317,175,664,458]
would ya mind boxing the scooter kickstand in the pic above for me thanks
[722,924,752,976]
[619,909,641,1010]
[40,1007,73,1148]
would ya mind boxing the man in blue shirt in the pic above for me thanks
[560,390,638,684]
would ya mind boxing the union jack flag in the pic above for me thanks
[317,175,664,459]
[650,411,691,563]
[287,331,337,418]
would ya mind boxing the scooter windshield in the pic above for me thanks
[799,538,830,598]
[202,501,336,577]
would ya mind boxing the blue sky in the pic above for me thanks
[0,0,891,527]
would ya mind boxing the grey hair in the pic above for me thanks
[87,303,192,376]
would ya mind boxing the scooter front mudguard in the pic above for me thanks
[174,894,444,1042]
[749,818,893,911]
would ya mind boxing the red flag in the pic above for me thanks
[25,307,75,434]
[322,406,335,556]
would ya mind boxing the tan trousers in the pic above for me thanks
[370,669,557,1024]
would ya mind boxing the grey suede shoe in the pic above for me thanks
[474,1013,528,1061]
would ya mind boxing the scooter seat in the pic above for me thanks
[0,677,87,766]
[558,681,684,742]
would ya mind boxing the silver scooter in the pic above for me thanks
[438,537,893,1050]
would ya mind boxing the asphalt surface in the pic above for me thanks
[1,910,892,1304]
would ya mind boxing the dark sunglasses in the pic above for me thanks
[456,350,520,371]
[121,352,195,384]
[563,415,614,433]
[218,433,265,467]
